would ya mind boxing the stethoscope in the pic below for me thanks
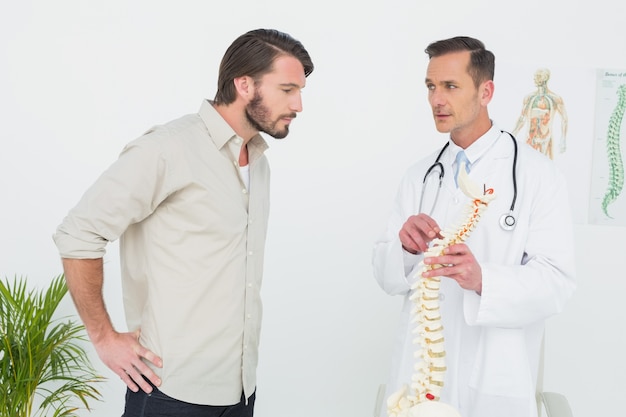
[418,131,518,231]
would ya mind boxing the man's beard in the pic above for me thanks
[245,90,296,139]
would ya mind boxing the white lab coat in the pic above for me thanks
[372,126,576,417]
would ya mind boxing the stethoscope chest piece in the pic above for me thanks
[499,212,516,231]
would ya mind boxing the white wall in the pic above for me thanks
[1,1,625,416]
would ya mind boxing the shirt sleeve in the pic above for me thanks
[372,173,424,296]
[53,132,172,259]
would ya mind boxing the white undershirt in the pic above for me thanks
[239,164,250,190]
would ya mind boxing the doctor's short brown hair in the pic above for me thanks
[425,36,495,89]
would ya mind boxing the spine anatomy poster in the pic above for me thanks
[590,69,626,226]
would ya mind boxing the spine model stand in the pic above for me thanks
[386,162,496,417]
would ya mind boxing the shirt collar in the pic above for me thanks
[198,99,269,155]
[447,122,502,165]
[464,122,502,164]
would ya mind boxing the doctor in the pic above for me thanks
[372,36,576,417]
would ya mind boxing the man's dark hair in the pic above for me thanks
[425,36,494,88]
[214,29,314,105]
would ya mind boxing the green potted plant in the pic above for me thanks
[0,274,104,417]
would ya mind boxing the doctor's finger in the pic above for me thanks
[423,263,467,281]
[412,214,442,239]
[423,252,458,267]
[443,243,470,255]
[399,228,428,253]
[421,263,453,278]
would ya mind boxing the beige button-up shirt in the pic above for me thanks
[54,100,269,405]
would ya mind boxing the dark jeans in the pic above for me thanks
[122,380,255,417]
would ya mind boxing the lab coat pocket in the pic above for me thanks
[469,327,534,398]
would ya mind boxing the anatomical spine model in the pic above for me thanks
[386,161,496,417]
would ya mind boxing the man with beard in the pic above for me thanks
[53,29,314,417]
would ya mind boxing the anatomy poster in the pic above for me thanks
[589,69,626,226]
[492,63,596,224]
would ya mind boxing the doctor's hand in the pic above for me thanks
[422,243,483,294]
[399,213,443,254]
[92,328,163,394]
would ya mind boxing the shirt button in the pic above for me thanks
[234,137,242,145]
[247,314,252,319]
[248,251,253,256]
[248,283,253,288]
[242,188,248,194]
